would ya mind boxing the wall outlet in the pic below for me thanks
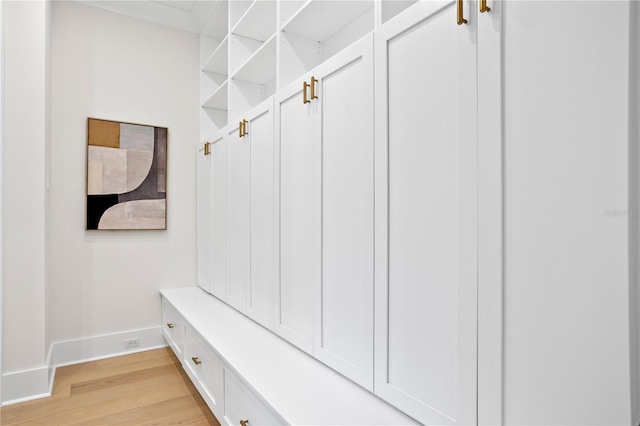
[124,338,139,348]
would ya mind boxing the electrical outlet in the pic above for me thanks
[124,338,139,348]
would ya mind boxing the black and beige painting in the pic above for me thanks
[86,118,167,230]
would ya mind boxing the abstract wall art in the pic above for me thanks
[86,118,167,230]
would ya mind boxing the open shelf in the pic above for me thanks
[202,80,229,110]
[232,34,277,85]
[201,0,229,40]
[202,36,229,75]
[282,0,374,42]
[280,0,307,26]
[232,0,277,42]
[229,0,254,31]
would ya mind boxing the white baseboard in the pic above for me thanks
[1,366,50,405]
[1,326,167,406]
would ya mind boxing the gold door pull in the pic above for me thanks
[203,142,211,156]
[303,81,311,104]
[191,357,202,365]
[480,0,490,13]
[238,121,243,137]
[310,76,318,100]
[457,0,468,24]
[166,323,174,329]
[240,420,249,426]
[242,119,249,137]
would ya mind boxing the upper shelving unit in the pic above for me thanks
[198,0,420,139]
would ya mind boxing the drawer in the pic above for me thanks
[185,328,222,410]
[223,368,284,426]
[162,299,185,357]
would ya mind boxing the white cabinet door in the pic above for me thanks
[312,35,375,391]
[210,132,229,301]
[197,142,212,293]
[247,99,276,330]
[275,75,319,355]
[374,2,478,425]
[228,122,250,313]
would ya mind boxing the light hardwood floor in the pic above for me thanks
[0,347,221,425]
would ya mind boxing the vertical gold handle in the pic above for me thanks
[457,0,467,24]
[167,323,174,329]
[240,421,249,426]
[203,142,210,156]
[480,0,490,13]
[191,357,202,365]
[310,76,318,100]
[239,121,243,137]
[303,81,310,104]
[242,119,249,137]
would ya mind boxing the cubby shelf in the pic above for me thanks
[200,0,228,40]
[202,80,228,110]
[232,34,277,84]
[231,0,277,42]
[202,36,229,75]
[282,0,374,42]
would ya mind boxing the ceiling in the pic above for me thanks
[77,0,225,33]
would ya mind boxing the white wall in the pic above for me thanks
[3,0,50,374]
[503,1,634,425]
[48,2,198,343]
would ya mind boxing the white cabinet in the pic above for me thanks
[374,2,478,425]
[274,71,318,354]
[184,328,223,413]
[227,98,277,327]
[210,132,229,301]
[312,36,374,391]
[162,299,185,358]
[222,368,282,426]
[196,142,211,293]
[275,36,374,380]
[246,100,276,330]
[228,121,249,313]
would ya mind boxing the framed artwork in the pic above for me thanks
[86,118,167,230]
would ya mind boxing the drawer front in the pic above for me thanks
[162,299,185,357]
[223,368,284,426]
[185,328,222,409]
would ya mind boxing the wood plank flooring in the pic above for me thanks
[0,347,221,425]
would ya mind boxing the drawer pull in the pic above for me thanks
[166,323,174,329]
[192,357,202,365]
[240,420,249,426]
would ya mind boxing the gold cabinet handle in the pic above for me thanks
[191,357,202,365]
[239,420,249,426]
[242,119,249,137]
[457,0,468,24]
[480,0,490,13]
[167,323,174,329]
[239,121,243,137]
[303,81,310,104]
[310,76,318,100]
[203,142,210,156]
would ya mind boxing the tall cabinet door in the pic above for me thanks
[313,35,375,391]
[228,122,250,313]
[247,99,276,330]
[197,142,212,293]
[210,132,228,301]
[275,76,319,354]
[374,2,478,425]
